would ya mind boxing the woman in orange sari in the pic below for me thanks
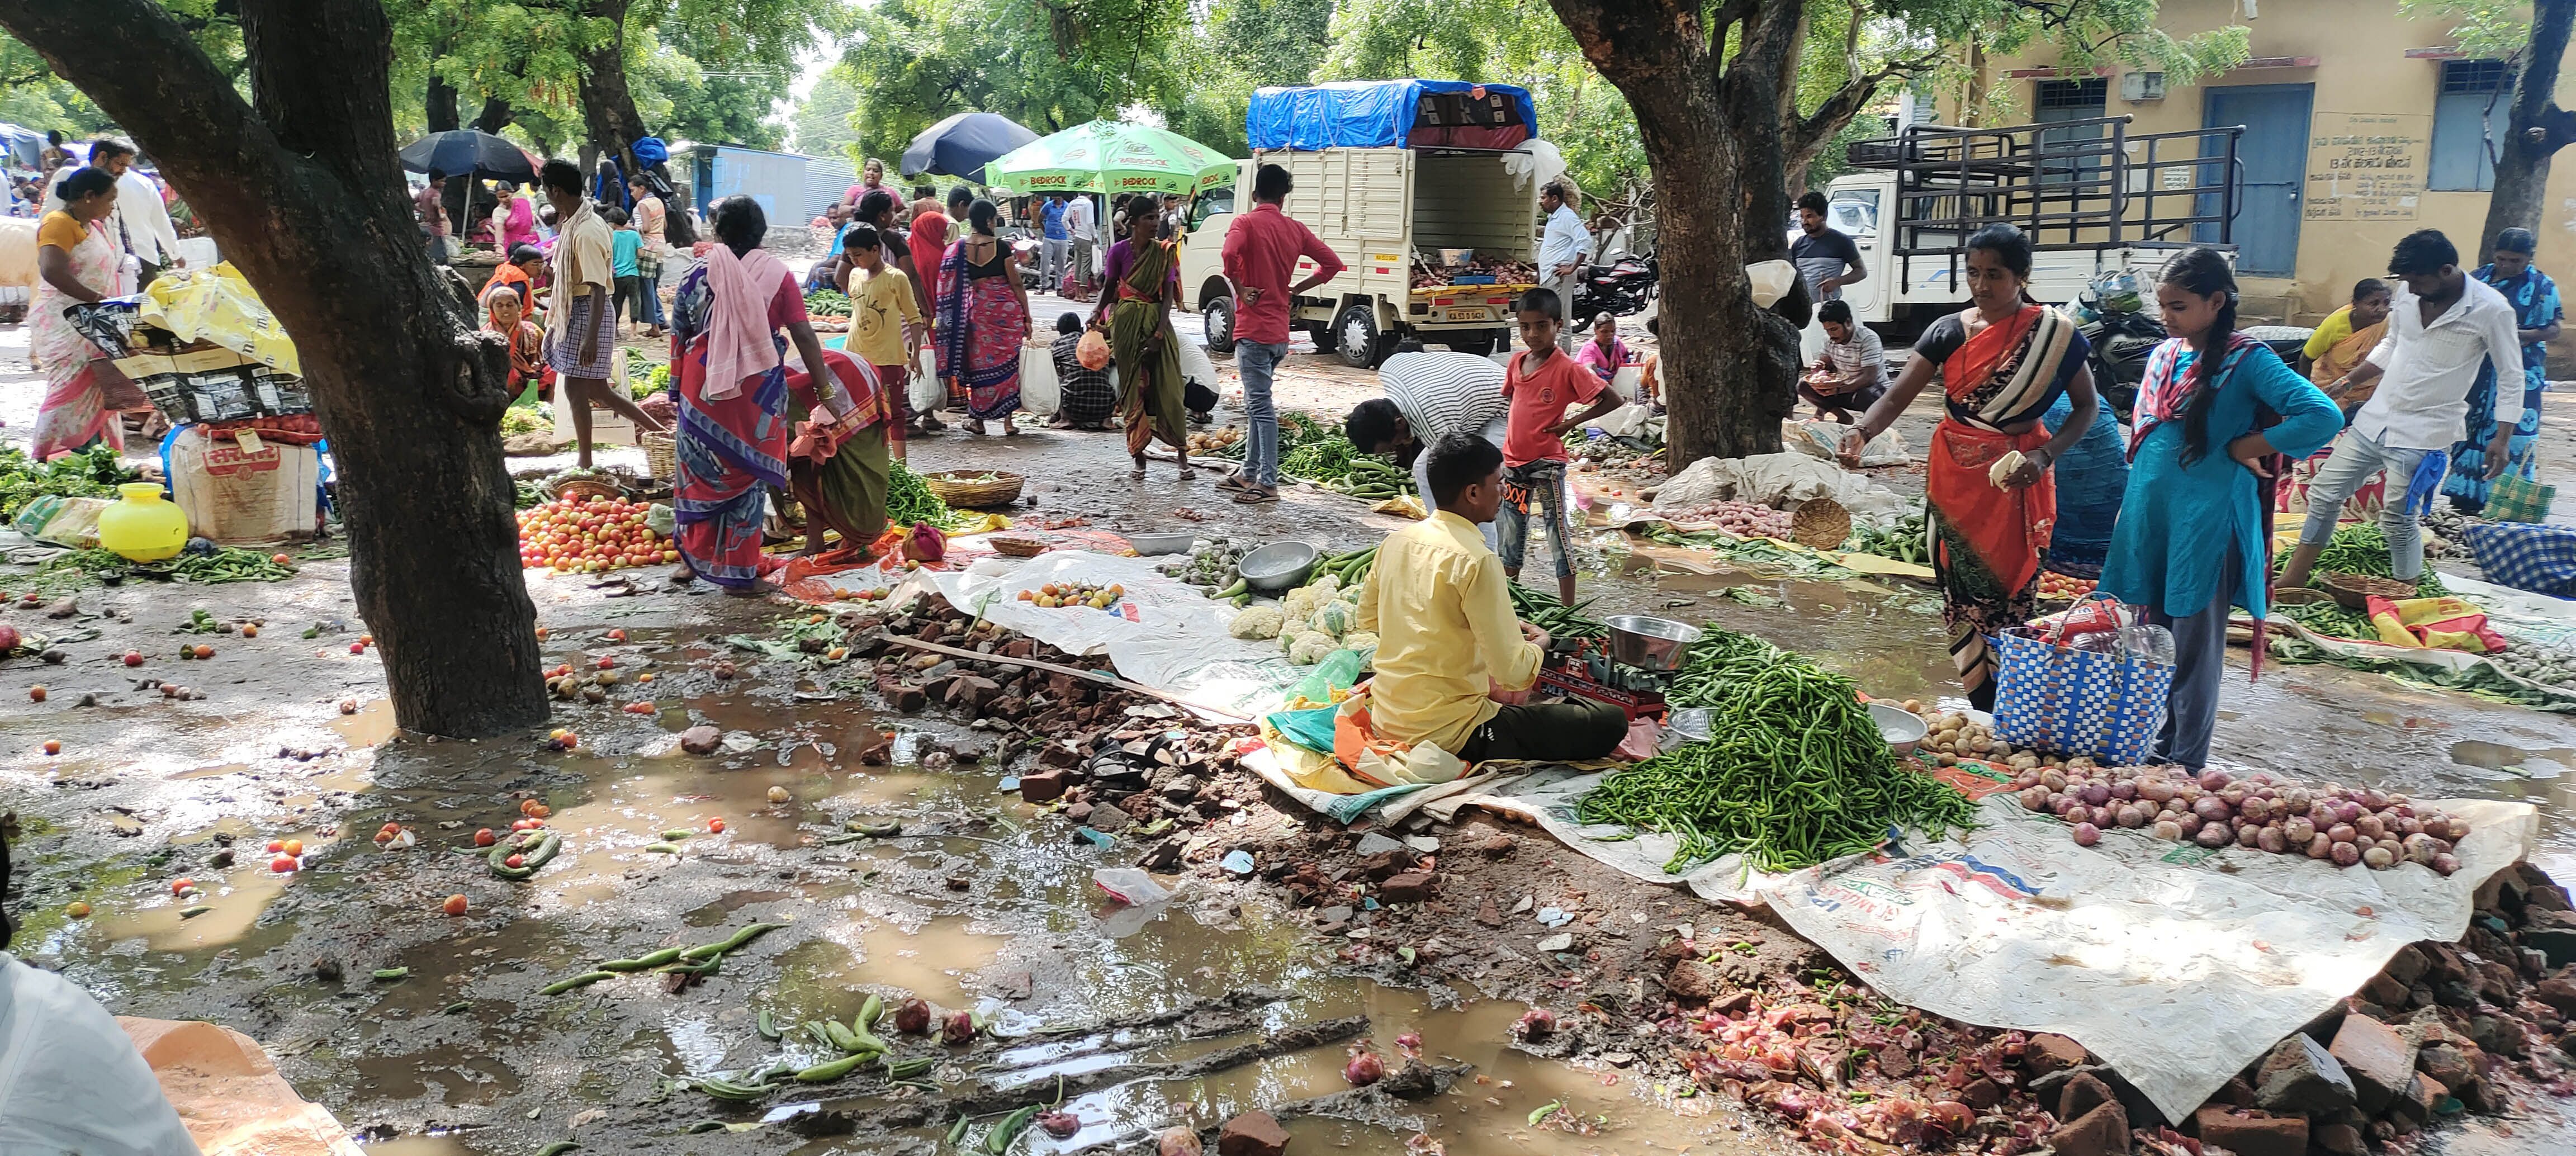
[1842,224,2099,708]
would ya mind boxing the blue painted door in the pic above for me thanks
[2196,84,2313,277]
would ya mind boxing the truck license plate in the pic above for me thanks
[1444,307,1488,322]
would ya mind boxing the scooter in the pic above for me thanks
[1573,251,1659,319]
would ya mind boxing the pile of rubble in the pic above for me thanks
[1659,860,2576,1156]
[835,593,1262,851]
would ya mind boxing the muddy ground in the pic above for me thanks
[3,297,2576,1156]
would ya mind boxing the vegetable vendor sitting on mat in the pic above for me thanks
[1356,433,1630,764]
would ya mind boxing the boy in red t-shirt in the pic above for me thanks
[1499,287,1626,603]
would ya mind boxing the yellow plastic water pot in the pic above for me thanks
[97,482,188,562]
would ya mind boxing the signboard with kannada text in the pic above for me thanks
[2305,112,2428,222]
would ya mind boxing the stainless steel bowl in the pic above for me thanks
[1868,701,1929,755]
[1604,615,1702,671]
[1125,530,1197,556]
[1238,541,1319,594]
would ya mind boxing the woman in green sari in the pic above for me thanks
[1095,199,1193,481]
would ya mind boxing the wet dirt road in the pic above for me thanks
[3,308,2574,1155]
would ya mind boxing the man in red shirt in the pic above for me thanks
[1219,164,1346,504]
[1499,287,1625,603]
[415,169,449,266]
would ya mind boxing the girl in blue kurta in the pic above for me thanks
[2101,248,2342,770]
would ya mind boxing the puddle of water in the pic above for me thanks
[354,1042,524,1105]
[92,833,314,952]
[330,698,399,746]
[2451,740,2576,773]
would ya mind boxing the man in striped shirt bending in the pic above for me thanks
[1346,343,1510,543]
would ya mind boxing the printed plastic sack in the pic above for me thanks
[10,494,111,549]
[907,346,944,417]
[2487,457,2554,524]
[1019,341,1060,416]
[2365,595,2507,653]
[1329,686,1469,787]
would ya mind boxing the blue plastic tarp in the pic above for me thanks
[1247,79,1538,152]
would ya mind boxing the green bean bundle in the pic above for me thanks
[1506,585,1608,640]
[1578,628,1977,873]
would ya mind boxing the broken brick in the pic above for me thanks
[2193,1108,2305,1156]
[1019,769,1068,803]
[2328,1011,2416,1113]
[2024,1032,2089,1076]
[1377,872,1434,904]
[1217,1111,1288,1156]
[2045,1101,2128,1156]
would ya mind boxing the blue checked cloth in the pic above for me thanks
[2466,521,2576,598]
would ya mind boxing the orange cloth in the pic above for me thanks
[1925,420,2056,595]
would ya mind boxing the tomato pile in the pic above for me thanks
[517,494,676,574]
[2038,572,2100,601]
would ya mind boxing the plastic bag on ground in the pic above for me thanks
[1092,868,1171,905]
[1652,452,1914,527]
[1019,342,1060,416]
[1786,419,1909,467]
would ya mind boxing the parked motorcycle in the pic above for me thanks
[2086,314,2313,422]
[1572,251,1659,319]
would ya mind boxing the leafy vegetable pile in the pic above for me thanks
[1281,435,1417,497]
[624,360,673,400]
[1578,628,1978,873]
[1211,411,1332,461]
[886,462,986,532]
[0,445,136,520]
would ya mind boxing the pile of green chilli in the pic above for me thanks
[1577,628,1978,873]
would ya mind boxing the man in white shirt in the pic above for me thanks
[1344,342,1511,542]
[2280,229,2523,588]
[117,163,183,288]
[1064,193,1096,293]
[0,831,204,1155]
[1536,181,1593,353]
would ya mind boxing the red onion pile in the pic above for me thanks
[1665,500,1793,538]
[2016,766,2468,874]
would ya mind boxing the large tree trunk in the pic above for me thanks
[427,74,460,134]
[1550,0,1808,465]
[473,94,515,136]
[577,0,648,184]
[0,0,549,737]
[2478,0,2576,263]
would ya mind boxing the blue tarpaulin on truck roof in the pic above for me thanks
[1247,79,1538,152]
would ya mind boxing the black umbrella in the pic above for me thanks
[399,130,538,182]
[900,112,1039,179]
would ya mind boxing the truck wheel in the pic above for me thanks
[1334,304,1388,369]
[1202,296,1237,357]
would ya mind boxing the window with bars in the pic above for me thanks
[2431,59,2509,191]
[2033,78,2110,185]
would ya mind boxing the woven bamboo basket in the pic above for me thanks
[923,470,1025,508]
[544,477,624,503]
[641,432,678,482]
[1790,496,1852,550]
[987,533,1050,558]
[2321,572,2416,610]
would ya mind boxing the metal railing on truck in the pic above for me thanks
[1842,115,2244,280]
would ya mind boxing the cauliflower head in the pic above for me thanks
[1282,588,1320,618]
[1228,606,1286,640]
[1341,631,1379,653]
[1287,631,1339,665]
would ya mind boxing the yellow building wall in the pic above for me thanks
[1949,0,2573,324]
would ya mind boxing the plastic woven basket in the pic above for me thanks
[641,432,677,482]
[923,470,1025,508]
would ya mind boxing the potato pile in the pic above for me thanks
[2016,765,2471,873]
[1664,500,1792,538]
[1909,707,2076,772]
[1186,428,1244,456]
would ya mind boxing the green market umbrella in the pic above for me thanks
[982,120,1237,197]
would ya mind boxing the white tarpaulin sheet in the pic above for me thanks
[916,551,1306,719]
[1754,793,2537,1122]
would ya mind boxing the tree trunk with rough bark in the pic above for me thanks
[473,95,514,136]
[1548,0,1812,465]
[0,0,548,737]
[2478,0,2576,264]
[579,0,647,185]
[427,74,460,134]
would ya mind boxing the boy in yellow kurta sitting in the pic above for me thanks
[1355,433,1628,762]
